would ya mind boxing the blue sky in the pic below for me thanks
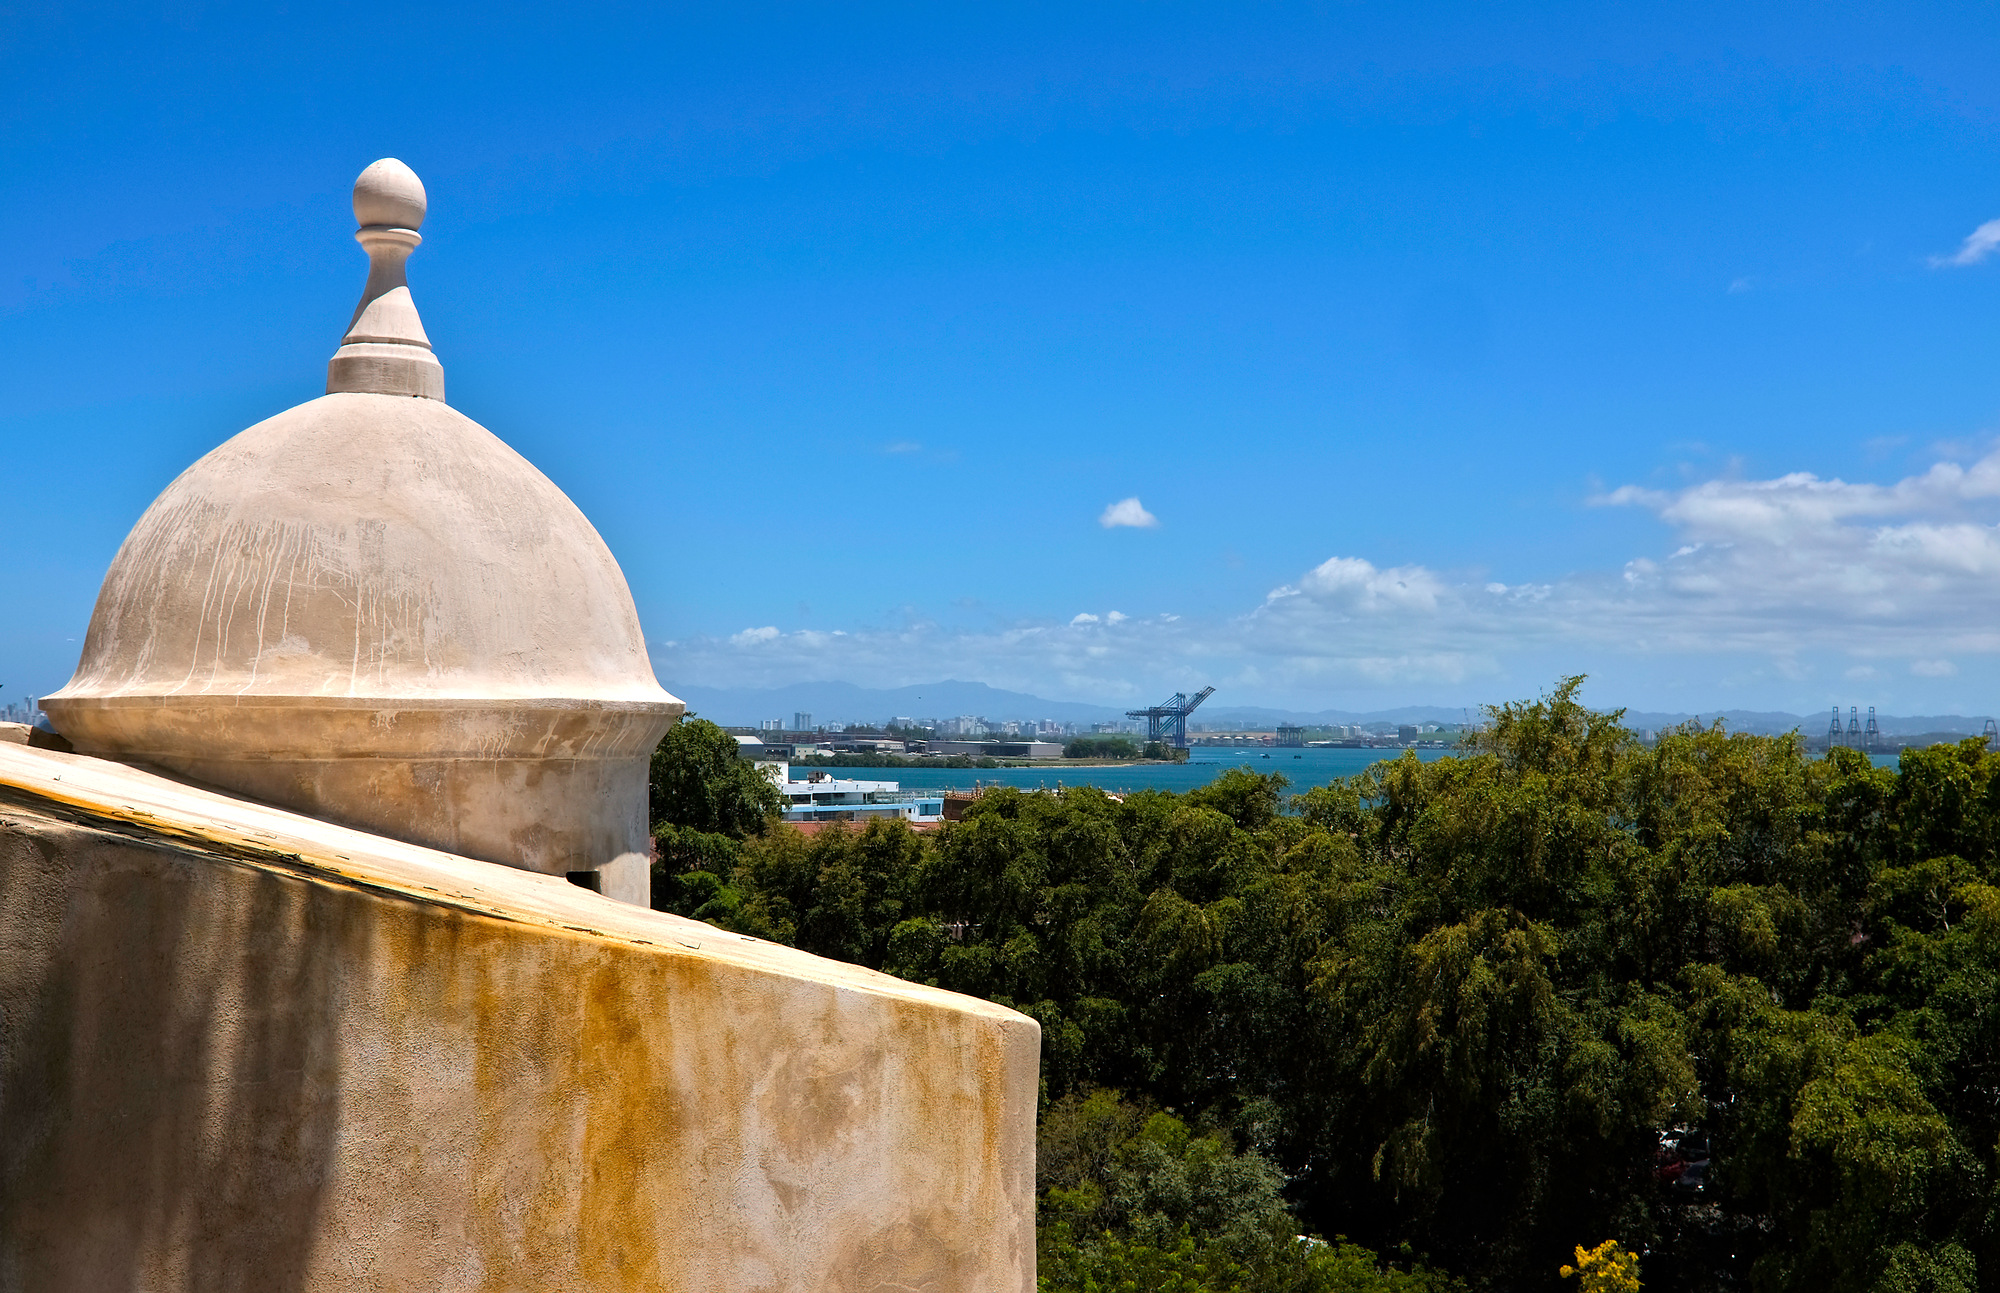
[7,2,2000,716]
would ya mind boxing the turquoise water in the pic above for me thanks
[845,746,1459,796]
[830,744,1907,796]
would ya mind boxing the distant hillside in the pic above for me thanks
[1624,710,1993,737]
[1200,704,1472,728]
[660,679,1995,736]
[1619,709,1817,735]
[661,680,1125,727]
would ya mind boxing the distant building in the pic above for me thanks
[831,737,905,754]
[1397,725,1419,744]
[930,740,1066,759]
[781,771,944,826]
[793,711,812,731]
[759,718,783,732]
[1275,724,1306,747]
[1194,731,1269,746]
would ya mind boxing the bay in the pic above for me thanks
[852,746,1458,796]
[829,744,1906,797]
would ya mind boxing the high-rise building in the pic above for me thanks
[793,711,812,732]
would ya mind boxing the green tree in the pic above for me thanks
[654,678,2000,1292]
[648,717,784,914]
[1068,736,1141,759]
[1038,1088,1464,1293]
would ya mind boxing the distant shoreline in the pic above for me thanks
[793,755,1179,772]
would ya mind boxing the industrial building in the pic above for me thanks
[928,740,1067,759]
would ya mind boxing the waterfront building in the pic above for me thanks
[930,740,1067,759]
[782,770,944,825]
[830,736,906,754]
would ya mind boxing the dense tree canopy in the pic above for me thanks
[1067,736,1140,759]
[647,717,783,903]
[650,681,2000,1292]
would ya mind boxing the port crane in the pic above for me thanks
[1126,686,1216,749]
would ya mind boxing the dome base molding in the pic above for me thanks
[39,693,680,877]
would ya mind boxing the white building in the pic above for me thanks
[782,771,944,826]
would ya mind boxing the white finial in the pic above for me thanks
[353,157,427,230]
[326,158,446,401]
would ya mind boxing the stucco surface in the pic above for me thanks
[47,392,666,702]
[0,742,1039,1292]
[40,391,681,878]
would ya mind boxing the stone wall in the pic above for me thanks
[0,743,1038,1292]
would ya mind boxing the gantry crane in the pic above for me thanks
[1125,686,1217,749]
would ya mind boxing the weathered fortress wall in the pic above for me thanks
[3,157,1035,1290]
[0,742,1039,1292]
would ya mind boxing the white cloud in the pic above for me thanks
[1099,497,1159,529]
[1585,454,2000,643]
[884,440,923,454]
[1289,556,1445,614]
[1930,218,2000,268]
[661,441,2000,709]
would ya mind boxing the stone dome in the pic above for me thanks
[41,161,681,899]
